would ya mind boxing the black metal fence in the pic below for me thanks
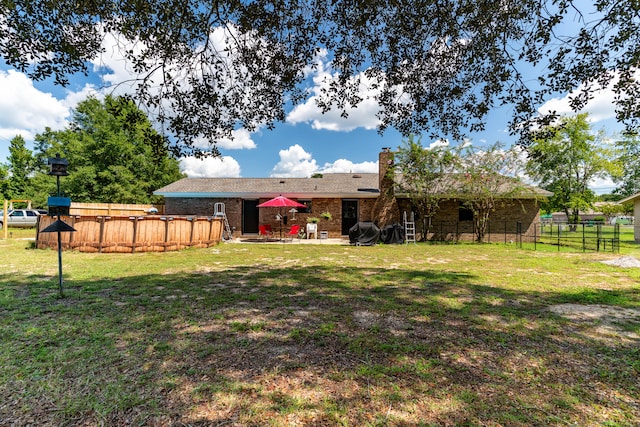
[529,222,620,253]
[421,220,621,253]
[424,220,522,244]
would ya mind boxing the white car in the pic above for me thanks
[0,209,44,229]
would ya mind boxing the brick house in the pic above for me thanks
[154,172,381,238]
[154,149,550,240]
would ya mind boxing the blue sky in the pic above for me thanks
[0,25,624,194]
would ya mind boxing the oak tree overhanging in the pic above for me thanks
[2,1,638,155]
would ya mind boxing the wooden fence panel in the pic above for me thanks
[209,218,223,242]
[165,218,186,252]
[70,217,101,252]
[102,218,134,253]
[37,215,223,252]
[192,218,217,247]
[69,202,162,216]
[135,217,166,252]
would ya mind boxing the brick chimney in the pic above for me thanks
[372,147,400,226]
[378,147,394,192]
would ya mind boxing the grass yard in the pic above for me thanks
[0,237,639,426]
[533,224,636,253]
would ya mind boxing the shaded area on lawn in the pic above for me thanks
[1,263,639,426]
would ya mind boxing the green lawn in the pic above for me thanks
[0,227,38,239]
[1,238,639,426]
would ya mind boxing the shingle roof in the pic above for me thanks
[154,173,381,198]
[155,172,551,200]
[619,191,640,204]
[394,173,553,199]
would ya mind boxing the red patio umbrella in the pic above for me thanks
[257,195,306,208]
[257,195,306,240]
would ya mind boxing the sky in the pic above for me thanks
[0,24,625,194]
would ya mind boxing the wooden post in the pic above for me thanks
[163,217,171,252]
[2,199,7,240]
[131,217,138,253]
[68,216,76,248]
[189,218,195,246]
[99,217,105,253]
[504,221,507,244]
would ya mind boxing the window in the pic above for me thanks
[459,204,474,221]
[298,200,312,213]
[27,211,37,217]
[11,211,24,217]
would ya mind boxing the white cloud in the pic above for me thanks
[180,155,241,178]
[270,144,379,177]
[92,29,260,151]
[191,128,257,150]
[429,139,450,149]
[90,31,143,95]
[0,70,71,138]
[270,144,318,177]
[319,158,378,174]
[538,73,624,123]
[0,127,34,141]
[286,54,382,132]
[217,128,257,150]
[61,84,102,109]
[589,176,617,195]
[287,95,381,132]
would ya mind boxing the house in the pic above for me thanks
[619,192,640,242]
[153,172,382,237]
[154,149,549,240]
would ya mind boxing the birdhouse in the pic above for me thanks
[47,196,71,216]
[48,153,69,176]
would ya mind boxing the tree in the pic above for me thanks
[6,135,35,199]
[1,2,639,155]
[525,114,617,228]
[456,143,527,243]
[599,203,623,224]
[393,136,458,241]
[0,164,9,200]
[31,95,185,204]
[614,132,640,197]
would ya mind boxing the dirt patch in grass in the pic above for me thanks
[601,256,640,268]
[549,303,640,342]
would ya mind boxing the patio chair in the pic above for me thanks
[287,224,301,241]
[306,222,318,239]
[259,225,272,240]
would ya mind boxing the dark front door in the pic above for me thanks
[243,200,259,234]
[341,200,358,235]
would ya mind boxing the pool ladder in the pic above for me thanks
[404,211,416,244]
[214,203,233,241]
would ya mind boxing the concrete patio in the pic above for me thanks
[229,235,350,245]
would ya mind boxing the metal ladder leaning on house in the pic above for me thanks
[403,211,416,244]
[213,203,233,241]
